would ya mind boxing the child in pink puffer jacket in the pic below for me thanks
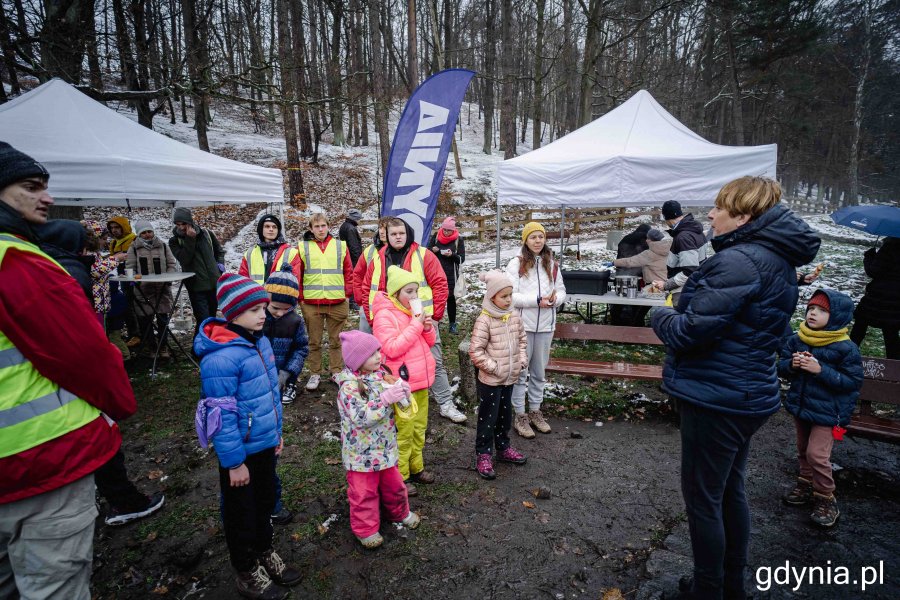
[371,266,437,495]
[468,270,528,480]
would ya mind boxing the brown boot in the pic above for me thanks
[260,549,302,587]
[404,480,418,497]
[514,413,535,439]
[529,409,552,434]
[810,492,840,528]
[235,563,289,599]
[782,477,813,506]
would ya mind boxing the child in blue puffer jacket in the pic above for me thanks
[194,273,301,599]
[778,289,863,529]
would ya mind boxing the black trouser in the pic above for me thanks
[447,294,457,324]
[680,401,769,600]
[137,313,170,345]
[123,285,140,337]
[475,381,513,455]
[850,317,899,359]
[219,448,276,572]
[95,449,149,512]
[188,289,219,335]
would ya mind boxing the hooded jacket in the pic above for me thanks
[338,216,364,266]
[194,318,282,469]
[126,235,177,315]
[666,213,709,280]
[854,237,900,328]
[614,236,672,284]
[238,215,296,284]
[334,368,399,472]
[0,202,135,504]
[168,208,224,292]
[371,292,436,393]
[107,216,136,254]
[469,309,527,386]
[651,205,822,417]
[778,290,863,427]
[615,224,650,277]
[428,231,465,288]
[352,233,383,306]
[37,219,93,300]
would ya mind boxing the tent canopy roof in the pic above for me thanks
[497,89,776,208]
[0,79,284,207]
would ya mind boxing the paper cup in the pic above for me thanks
[409,298,423,317]
[125,268,134,278]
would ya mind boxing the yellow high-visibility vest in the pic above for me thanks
[243,244,298,284]
[299,237,347,301]
[368,246,434,319]
[0,233,101,459]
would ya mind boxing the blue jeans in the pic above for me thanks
[680,401,768,600]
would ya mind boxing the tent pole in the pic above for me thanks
[559,205,565,270]
[495,199,501,269]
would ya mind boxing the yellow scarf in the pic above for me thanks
[798,323,850,347]
[389,295,413,316]
[480,308,511,322]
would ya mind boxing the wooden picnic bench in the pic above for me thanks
[848,356,900,444]
[546,323,664,381]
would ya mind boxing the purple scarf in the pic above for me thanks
[195,397,238,448]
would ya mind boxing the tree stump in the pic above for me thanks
[457,339,477,405]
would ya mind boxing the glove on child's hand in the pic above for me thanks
[278,370,291,390]
[217,262,226,274]
[380,379,411,405]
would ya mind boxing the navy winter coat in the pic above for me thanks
[651,205,821,417]
[778,290,863,427]
[262,309,309,377]
[194,318,282,468]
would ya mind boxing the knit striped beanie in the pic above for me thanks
[265,262,300,307]
[217,273,269,321]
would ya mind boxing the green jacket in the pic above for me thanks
[169,226,224,292]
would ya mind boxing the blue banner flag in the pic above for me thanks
[381,69,475,245]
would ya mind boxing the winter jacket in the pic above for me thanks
[334,368,399,472]
[614,236,672,284]
[362,221,449,321]
[1,203,136,504]
[665,213,709,292]
[37,219,94,300]
[854,237,900,328]
[107,216,136,255]
[469,311,527,386]
[371,292,436,393]
[127,235,177,315]
[289,231,355,305]
[262,309,309,377]
[338,217,364,267]
[169,221,224,293]
[194,318,282,469]
[428,232,465,288]
[238,215,298,284]
[651,204,821,417]
[615,224,650,277]
[353,237,383,306]
[505,254,567,333]
[778,290,863,427]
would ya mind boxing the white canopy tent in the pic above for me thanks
[494,89,777,265]
[0,79,284,207]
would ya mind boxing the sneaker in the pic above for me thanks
[449,322,458,334]
[439,402,467,423]
[105,492,165,526]
[281,384,297,406]
[476,453,496,479]
[514,413,535,439]
[270,507,294,525]
[782,477,813,506]
[529,409,552,434]
[305,374,320,391]
[357,532,384,549]
[810,492,840,528]
[235,563,289,599]
[399,511,421,529]
[125,336,142,348]
[409,470,435,484]
[497,447,527,465]
[404,480,418,497]
[260,549,302,587]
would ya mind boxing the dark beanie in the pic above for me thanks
[0,142,49,191]
[647,229,665,242]
[661,200,683,220]
[173,206,194,225]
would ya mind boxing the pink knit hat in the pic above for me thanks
[441,216,457,230]
[340,330,382,372]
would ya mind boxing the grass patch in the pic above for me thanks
[420,480,478,502]
[136,499,218,539]
[279,439,345,504]
[544,381,634,419]
[551,339,666,364]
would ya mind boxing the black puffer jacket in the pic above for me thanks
[854,237,900,328]
[428,232,465,287]
[615,224,650,277]
[37,220,94,302]
[651,205,821,417]
[666,213,708,279]
[339,218,363,266]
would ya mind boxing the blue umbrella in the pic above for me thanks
[831,205,900,238]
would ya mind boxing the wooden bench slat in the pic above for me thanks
[849,356,900,443]
[547,358,663,380]
[554,323,663,345]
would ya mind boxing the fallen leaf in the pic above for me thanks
[291,532,303,542]
[145,531,158,542]
[152,585,168,594]
[147,470,163,480]
[324,457,341,465]
[317,524,329,535]
[601,588,625,600]
[522,501,536,509]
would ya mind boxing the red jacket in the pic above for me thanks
[237,243,292,280]
[0,243,137,504]
[362,242,449,322]
[289,234,354,305]
[352,252,370,306]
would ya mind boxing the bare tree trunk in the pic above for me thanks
[499,0,515,158]
[369,0,390,178]
[481,0,496,155]
[848,0,871,207]
[0,7,22,94]
[326,0,345,145]
[532,0,545,150]
[578,0,603,126]
[182,0,210,150]
[39,0,94,82]
[289,0,313,157]
[407,0,418,91]
[276,0,301,205]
